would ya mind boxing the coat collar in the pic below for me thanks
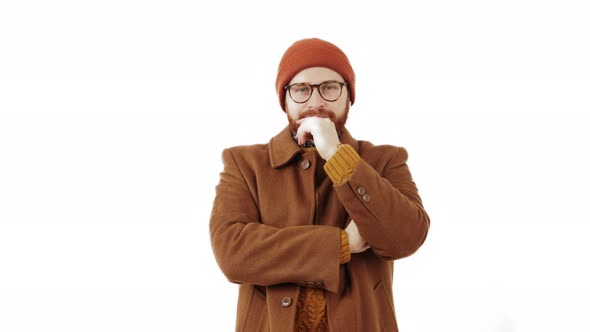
[269,125,359,168]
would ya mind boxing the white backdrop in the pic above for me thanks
[1,1,589,331]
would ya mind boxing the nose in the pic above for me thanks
[306,87,326,108]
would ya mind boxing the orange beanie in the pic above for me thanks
[275,38,355,112]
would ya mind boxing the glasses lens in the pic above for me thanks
[289,83,311,103]
[319,81,342,101]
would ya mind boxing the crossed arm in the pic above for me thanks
[210,117,429,292]
[210,144,429,293]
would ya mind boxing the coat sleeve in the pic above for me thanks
[331,146,430,260]
[209,148,343,293]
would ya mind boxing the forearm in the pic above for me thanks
[210,215,345,292]
[325,145,430,260]
[335,161,429,259]
[211,148,352,292]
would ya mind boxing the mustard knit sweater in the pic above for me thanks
[294,144,360,331]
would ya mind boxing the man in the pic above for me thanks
[210,38,430,332]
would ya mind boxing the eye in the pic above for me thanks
[321,82,340,91]
[292,84,310,93]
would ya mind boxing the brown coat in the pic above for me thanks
[210,126,430,331]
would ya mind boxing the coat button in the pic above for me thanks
[280,296,292,308]
[356,186,366,195]
[362,194,371,202]
[301,160,311,170]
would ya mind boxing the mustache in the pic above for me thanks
[298,109,336,121]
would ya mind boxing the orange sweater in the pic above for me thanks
[294,144,360,331]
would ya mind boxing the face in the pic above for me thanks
[285,67,350,134]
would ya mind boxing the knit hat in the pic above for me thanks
[275,38,355,112]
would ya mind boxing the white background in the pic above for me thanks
[1,1,589,331]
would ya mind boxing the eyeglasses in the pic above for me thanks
[284,80,348,103]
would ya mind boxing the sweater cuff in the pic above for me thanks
[324,144,361,185]
[339,230,351,264]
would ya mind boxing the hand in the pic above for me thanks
[295,116,341,160]
[345,219,370,254]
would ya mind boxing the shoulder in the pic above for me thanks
[221,143,270,165]
[357,140,409,167]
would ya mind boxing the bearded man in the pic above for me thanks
[210,38,430,332]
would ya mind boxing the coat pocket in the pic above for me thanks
[237,285,269,332]
[373,280,398,332]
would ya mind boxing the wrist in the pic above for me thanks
[325,143,342,160]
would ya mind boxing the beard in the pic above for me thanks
[287,103,350,138]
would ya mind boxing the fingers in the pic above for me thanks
[359,243,371,252]
[352,242,370,254]
[295,116,339,160]
[295,125,311,145]
[295,117,318,144]
[295,118,311,145]
[346,219,358,232]
[346,219,370,253]
[351,242,370,254]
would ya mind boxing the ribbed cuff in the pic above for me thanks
[339,230,351,264]
[324,144,361,185]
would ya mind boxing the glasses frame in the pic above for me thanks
[284,80,348,104]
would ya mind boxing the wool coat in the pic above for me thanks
[210,125,430,331]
